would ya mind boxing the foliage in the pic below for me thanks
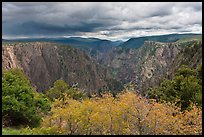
[98,78,124,97]
[38,91,201,135]
[2,69,51,127]
[147,65,202,110]
[45,79,86,101]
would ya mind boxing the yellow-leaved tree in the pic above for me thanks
[34,90,202,135]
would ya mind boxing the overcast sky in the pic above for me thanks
[2,2,202,40]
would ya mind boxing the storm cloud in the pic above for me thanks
[2,2,202,40]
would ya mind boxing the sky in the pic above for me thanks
[2,2,202,41]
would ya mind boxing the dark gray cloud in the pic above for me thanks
[2,2,202,40]
[3,21,109,36]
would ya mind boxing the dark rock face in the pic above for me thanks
[166,40,202,79]
[99,39,202,93]
[2,42,107,94]
[99,41,179,92]
[2,37,202,95]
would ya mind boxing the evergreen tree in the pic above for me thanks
[2,69,51,127]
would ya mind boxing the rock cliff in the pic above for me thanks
[99,39,202,93]
[2,42,108,95]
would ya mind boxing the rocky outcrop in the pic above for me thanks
[2,46,21,70]
[166,40,202,79]
[2,42,107,95]
[99,39,201,93]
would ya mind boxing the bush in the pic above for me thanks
[2,69,51,127]
[147,65,202,110]
[40,91,202,135]
[45,79,86,101]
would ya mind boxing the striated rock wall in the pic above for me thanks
[2,42,107,94]
[2,46,21,70]
[100,41,202,92]
[2,39,201,95]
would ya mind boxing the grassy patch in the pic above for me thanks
[2,128,23,135]
[2,127,48,135]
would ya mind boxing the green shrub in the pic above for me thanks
[147,65,202,110]
[2,69,51,127]
[45,79,86,101]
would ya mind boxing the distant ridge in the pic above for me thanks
[2,37,122,57]
[119,33,202,49]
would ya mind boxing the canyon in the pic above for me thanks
[2,34,202,95]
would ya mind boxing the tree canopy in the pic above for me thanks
[147,65,202,111]
[2,69,51,127]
